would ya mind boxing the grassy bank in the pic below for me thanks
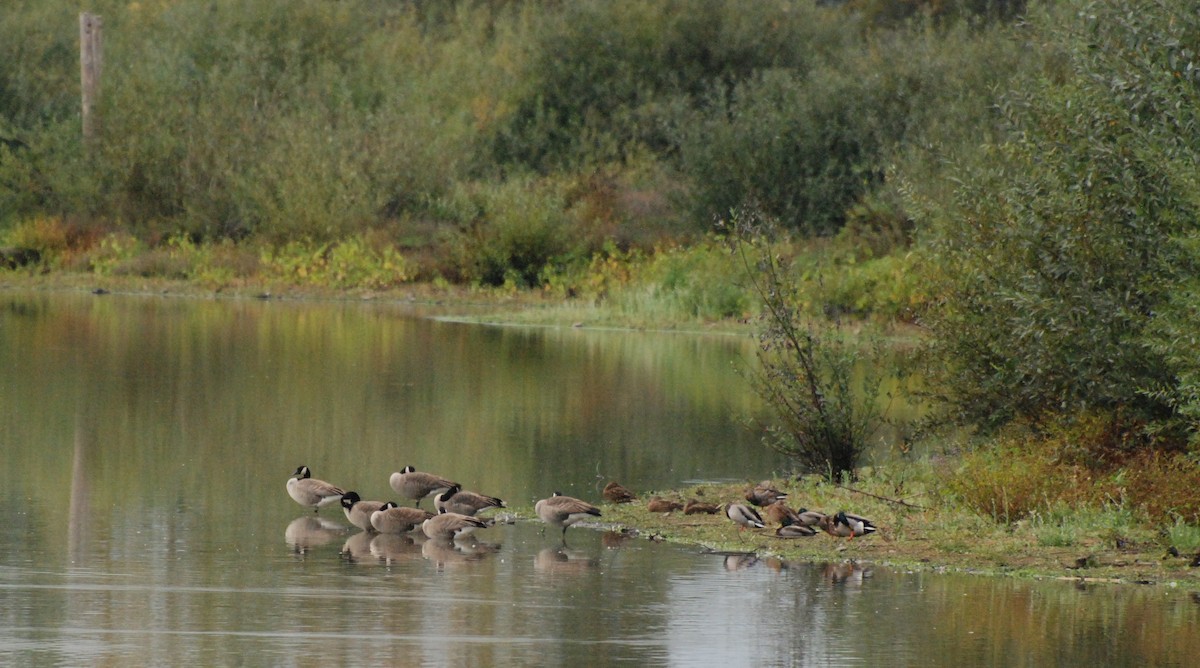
[572,469,1200,590]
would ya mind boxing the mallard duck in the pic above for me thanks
[340,491,386,532]
[535,492,602,544]
[763,501,802,527]
[744,480,787,507]
[726,502,766,531]
[646,496,684,513]
[602,481,637,504]
[683,499,721,515]
[819,511,877,540]
[775,524,817,538]
[388,466,459,509]
[794,508,827,527]
[433,484,506,516]
[286,466,345,512]
[370,501,434,534]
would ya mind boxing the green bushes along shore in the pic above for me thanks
[3,0,1198,547]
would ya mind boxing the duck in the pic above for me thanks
[794,508,827,527]
[646,496,683,513]
[725,502,766,531]
[340,491,386,532]
[819,511,877,540]
[421,509,491,542]
[286,466,345,512]
[744,480,787,507]
[388,466,459,508]
[775,523,817,538]
[535,492,602,545]
[433,484,506,517]
[602,481,637,504]
[370,501,435,534]
[762,501,801,527]
[683,499,721,515]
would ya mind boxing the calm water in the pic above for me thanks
[1,290,1197,666]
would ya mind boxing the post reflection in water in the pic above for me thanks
[0,292,1197,666]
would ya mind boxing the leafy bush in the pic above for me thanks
[911,0,1200,439]
[445,178,572,287]
[259,236,412,289]
[726,207,887,481]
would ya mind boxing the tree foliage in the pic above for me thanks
[912,0,1200,443]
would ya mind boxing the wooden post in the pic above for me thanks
[80,12,103,142]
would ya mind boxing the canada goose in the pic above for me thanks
[744,480,787,507]
[389,466,459,508]
[683,499,721,515]
[726,502,766,531]
[602,481,636,504]
[646,496,683,513]
[370,501,434,534]
[434,484,506,516]
[775,524,817,538]
[421,509,491,541]
[286,466,345,512]
[340,491,386,532]
[535,492,602,544]
[819,511,877,539]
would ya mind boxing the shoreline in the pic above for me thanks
[5,274,1199,591]
[573,478,1200,591]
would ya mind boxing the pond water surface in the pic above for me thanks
[1,290,1196,666]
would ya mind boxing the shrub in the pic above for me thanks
[725,207,887,481]
[446,178,572,287]
[259,236,412,289]
[911,0,1200,439]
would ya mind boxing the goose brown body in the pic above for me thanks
[370,502,435,534]
[286,466,345,512]
[421,510,491,541]
[389,466,459,508]
[535,492,601,543]
[434,485,506,516]
[340,491,386,532]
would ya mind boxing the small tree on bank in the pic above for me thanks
[723,207,887,482]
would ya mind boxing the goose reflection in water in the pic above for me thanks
[341,531,379,564]
[284,516,346,555]
[421,536,500,570]
[370,532,426,565]
[534,547,599,574]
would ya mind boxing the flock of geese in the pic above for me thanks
[286,465,877,549]
[286,465,604,545]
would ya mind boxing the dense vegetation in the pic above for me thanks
[2,0,1198,525]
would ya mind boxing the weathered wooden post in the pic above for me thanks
[80,12,102,142]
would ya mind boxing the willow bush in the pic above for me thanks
[910,0,1200,445]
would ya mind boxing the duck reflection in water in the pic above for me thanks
[822,561,871,587]
[284,516,346,555]
[535,547,599,574]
